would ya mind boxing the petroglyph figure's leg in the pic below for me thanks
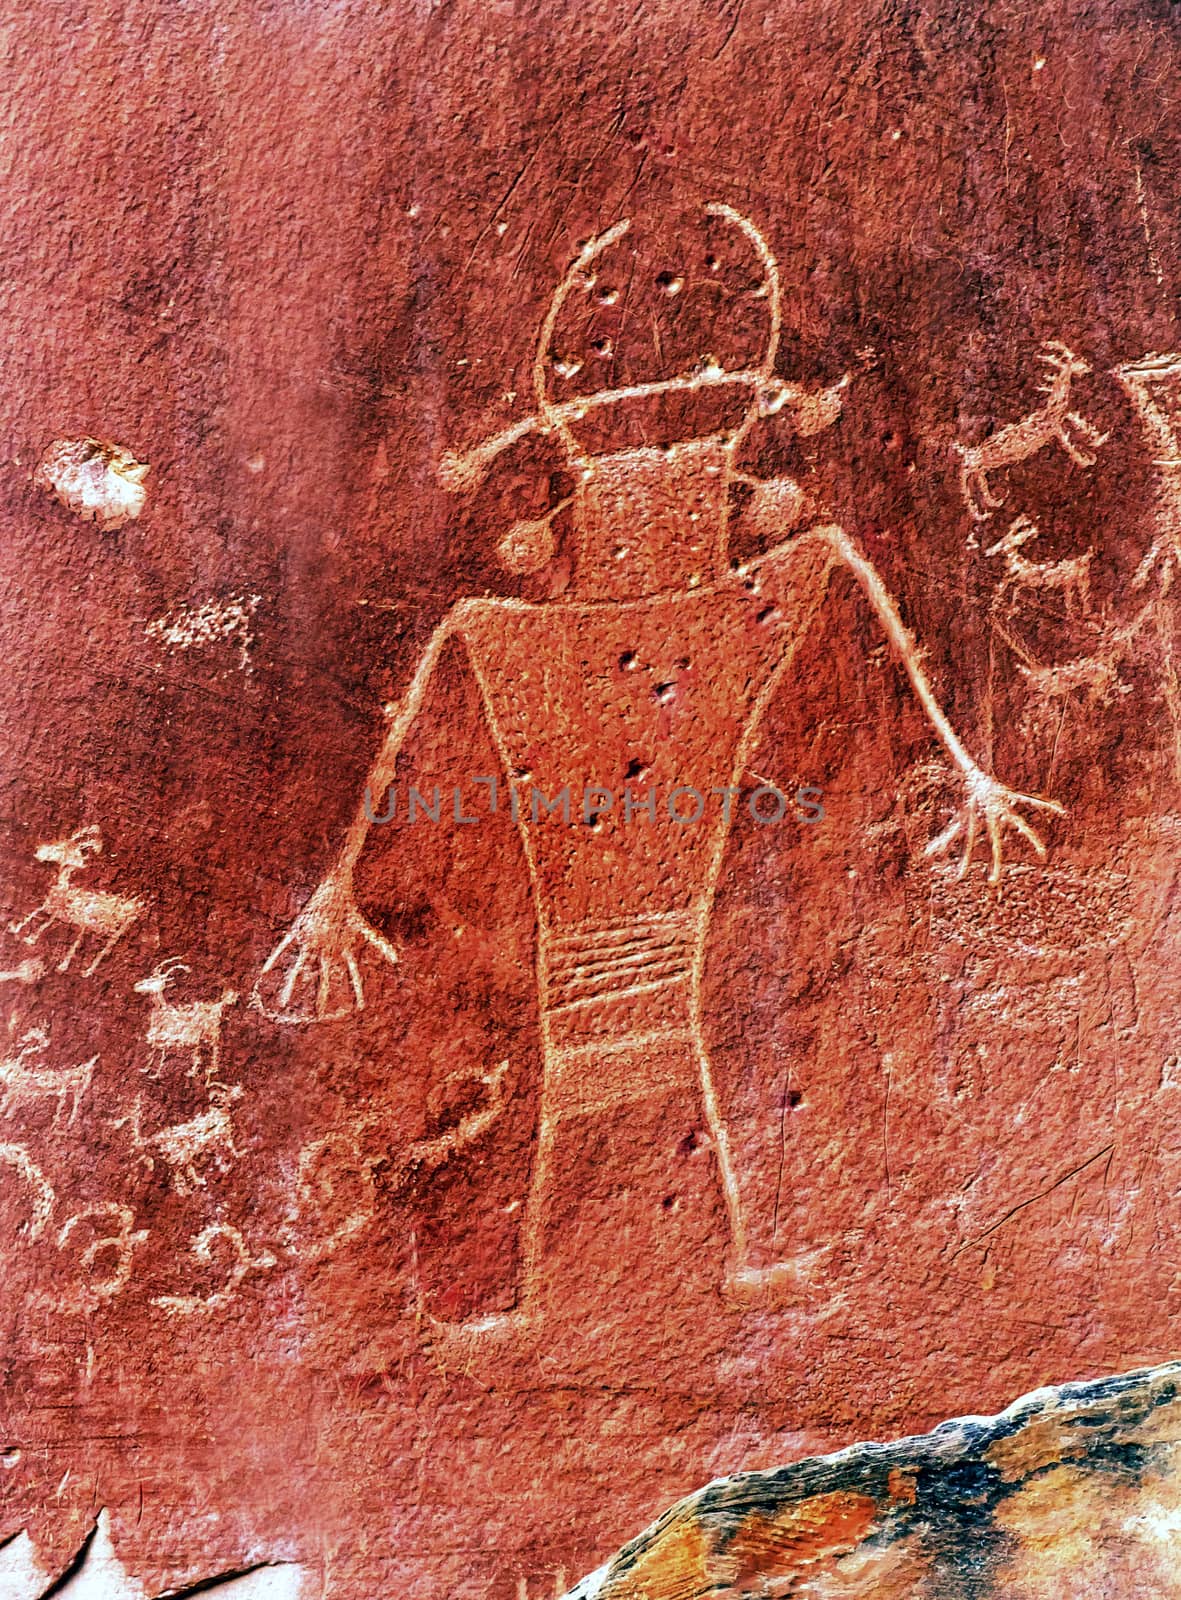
[425,1115,557,1359]
[82,923,130,976]
[57,927,88,973]
[10,907,53,944]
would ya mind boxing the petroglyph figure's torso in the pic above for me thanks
[452,438,835,1103]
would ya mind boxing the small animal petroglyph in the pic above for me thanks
[146,592,261,673]
[989,584,1154,759]
[9,826,145,976]
[134,959,237,1083]
[151,1222,276,1316]
[955,341,1108,520]
[122,1080,244,1195]
[33,438,149,530]
[986,515,1094,618]
[0,1027,96,1124]
[0,1141,54,1241]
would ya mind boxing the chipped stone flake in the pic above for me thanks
[33,438,149,530]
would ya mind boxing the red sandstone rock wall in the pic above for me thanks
[1,1,1180,1594]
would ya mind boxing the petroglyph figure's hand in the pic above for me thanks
[924,766,1065,886]
[252,870,398,1024]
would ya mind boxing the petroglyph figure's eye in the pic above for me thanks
[33,437,149,530]
[497,514,557,574]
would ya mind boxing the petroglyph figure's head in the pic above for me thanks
[439,204,807,598]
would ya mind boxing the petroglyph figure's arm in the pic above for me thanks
[807,524,1066,883]
[253,606,467,1024]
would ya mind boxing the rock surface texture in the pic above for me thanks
[563,1361,1181,1597]
[1,1,1180,1595]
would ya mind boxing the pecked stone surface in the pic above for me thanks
[0,1,1179,1596]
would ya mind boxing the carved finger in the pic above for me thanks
[957,807,978,880]
[344,949,365,1011]
[925,815,963,858]
[278,948,308,1010]
[316,956,335,1018]
[259,925,296,976]
[986,812,1004,885]
[1007,789,1066,816]
[1007,811,1048,859]
[359,916,399,969]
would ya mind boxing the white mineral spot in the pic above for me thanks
[146,593,261,673]
[33,439,149,531]
[1123,1501,1181,1542]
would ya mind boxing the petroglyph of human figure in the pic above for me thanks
[254,205,1064,1329]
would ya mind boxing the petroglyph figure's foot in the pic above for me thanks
[424,1307,539,1372]
[722,1250,831,1308]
